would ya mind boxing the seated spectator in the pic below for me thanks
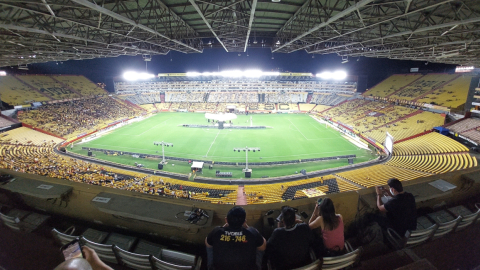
[375,178,417,236]
[266,206,315,270]
[206,206,266,270]
[309,197,345,256]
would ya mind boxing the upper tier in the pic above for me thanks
[0,75,107,106]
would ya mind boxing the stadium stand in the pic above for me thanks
[0,127,238,204]
[336,133,477,188]
[155,102,171,110]
[299,103,316,112]
[448,118,480,133]
[243,176,359,204]
[140,104,157,113]
[0,75,51,105]
[393,132,469,156]
[321,99,367,119]
[17,97,142,137]
[416,75,473,108]
[166,92,205,103]
[51,75,107,97]
[460,129,480,144]
[0,117,15,129]
[387,74,460,101]
[363,74,423,97]
[311,93,351,106]
[17,75,82,100]
[350,105,417,133]
[364,111,445,143]
[311,104,332,113]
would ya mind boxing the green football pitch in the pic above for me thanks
[71,113,377,179]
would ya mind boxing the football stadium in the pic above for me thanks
[0,1,480,270]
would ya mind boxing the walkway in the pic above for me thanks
[236,186,247,205]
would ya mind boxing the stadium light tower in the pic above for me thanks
[154,141,173,164]
[234,146,260,178]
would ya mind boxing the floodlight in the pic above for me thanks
[186,72,201,77]
[221,70,242,77]
[123,71,154,81]
[332,71,347,80]
[263,72,280,76]
[123,71,138,81]
[244,70,262,78]
[317,71,332,80]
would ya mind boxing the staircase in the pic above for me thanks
[236,186,247,206]
[306,92,313,104]
[160,93,165,103]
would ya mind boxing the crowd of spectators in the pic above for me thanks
[207,92,258,103]
[166,92,205,103]
[0,137,230,204]
[124,92,161,104]
[17,97,142,137]
[207,179,416,269]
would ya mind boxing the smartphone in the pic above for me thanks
[61,239,83,261]
[317,198,323,205]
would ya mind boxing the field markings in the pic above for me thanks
[287,118,324,141]
[204,130,221,157]
[134,117,171,136]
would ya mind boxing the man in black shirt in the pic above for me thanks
[266,207,315,270]
[376,178,417,236]
[206,206,266,270]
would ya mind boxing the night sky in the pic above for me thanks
[14,48,456,92]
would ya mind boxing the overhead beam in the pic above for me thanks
[272,0,376,52]
[0,24,166,55]
[70,0,202,53]
[306,0,455,53]
[0,2,190,53]
[309,17,480,54]
[188,0,229,52]
[243,0,257,52]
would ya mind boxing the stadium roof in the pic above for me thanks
[1,0,479,68]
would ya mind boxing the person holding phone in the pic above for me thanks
[55,240,113,270]
[309,197,345,256]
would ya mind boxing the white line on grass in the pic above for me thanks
[287,118,325,141]
[204,130,221,157]
[135,118,171,136]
